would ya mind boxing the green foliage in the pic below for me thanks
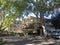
[0,0,28,31]
[0,0,60,31]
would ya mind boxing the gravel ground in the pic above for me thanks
[0,36,60,45]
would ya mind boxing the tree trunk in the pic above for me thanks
[39,5,47,37]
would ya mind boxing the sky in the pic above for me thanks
[16,11,53,21]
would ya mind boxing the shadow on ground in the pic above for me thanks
[3,36,56,45]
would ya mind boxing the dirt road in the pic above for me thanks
[1,36,60,45]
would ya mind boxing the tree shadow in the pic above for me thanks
[3,37,43,45]
[3,37,56,45]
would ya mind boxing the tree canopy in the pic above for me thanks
[0,0,60,32]
[0,0,27,30]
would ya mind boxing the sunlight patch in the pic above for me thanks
[25,44,35,45]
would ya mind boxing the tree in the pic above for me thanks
[0,0,59,37]
[0,0,27,31]
[24,0,60,36]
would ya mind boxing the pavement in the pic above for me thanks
[0,36,60,45]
